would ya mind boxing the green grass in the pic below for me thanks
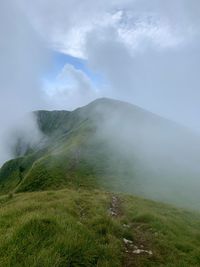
[1,98,200,210]
[0,188,200,266]
[1,98,200,266]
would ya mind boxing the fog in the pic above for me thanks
[1,1,200,208]
[19,0,200,131]
[0,0,49,165]
[88,99,200,208]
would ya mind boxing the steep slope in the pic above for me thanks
[1,98,200,209]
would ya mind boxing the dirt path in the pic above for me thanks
[108,195,122,217]
[108,195,153,267]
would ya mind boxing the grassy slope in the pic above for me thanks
[1,98,200,211]
[1,98,200,210]
[1,99,200,266]
[0,107,132,195]
[1,188,200,267]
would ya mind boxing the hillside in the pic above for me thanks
[1,98,200,209]
[1,188,200,267]
[1,98,200,266]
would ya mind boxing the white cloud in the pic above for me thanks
[44,64,100,110]
[18,0,200,58]
[0,0,199,167]
[0,0,49,164]
[16,0,200,130]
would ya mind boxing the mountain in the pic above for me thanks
[1,98,200,266]
[1,98,200,209]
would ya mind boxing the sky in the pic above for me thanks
[0,0,200,164]
[18,0,200,130]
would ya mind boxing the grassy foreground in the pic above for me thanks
[0,188,200,266]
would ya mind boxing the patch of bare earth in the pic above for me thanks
[108,195,154,267]
[122,225,154,267]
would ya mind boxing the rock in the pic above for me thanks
[123,238,133,245]
[112,196,118,203]
[108,208,117,216]
[123,224,130,228]
[133,249,153,255]
[108,196,120,216]
[148,250,153,255]
[133,249,142,254]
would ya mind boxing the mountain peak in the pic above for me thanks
[86,97,132,108]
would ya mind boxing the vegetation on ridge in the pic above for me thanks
[1,98,200,209]
[1,99,200,266]
[1,188,200,267]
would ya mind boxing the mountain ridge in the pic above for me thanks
[1,97,200,209]
[1,98,200,266]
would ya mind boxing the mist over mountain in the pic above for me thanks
[1,1,200,266]
[1,98,200,209]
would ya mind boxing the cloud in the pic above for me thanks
[18,0,200,57]
[1,0,200,206]
[44,64,100,110]
[5,0,200,132]
[85,25,200,128]
[17,0,200,130]
[0,0,49,165]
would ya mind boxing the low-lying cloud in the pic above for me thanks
[0,0,49,165]
[1,0,200,167]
